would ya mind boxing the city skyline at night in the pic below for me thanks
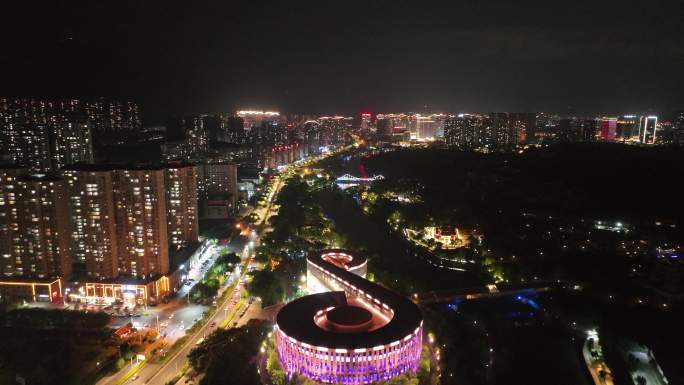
[1,2,683,385]
[2,1,683,121]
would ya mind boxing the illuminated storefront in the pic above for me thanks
[0,278,63,302]
[68,274,176,305]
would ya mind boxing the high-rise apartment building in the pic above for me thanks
[165,164,199,250]
[165,116,209,157]
[197,163,238,199]
[83,98,141,134]
[0,98,141,171]
[444,114,480,149]
[62,166,118,279]
[226,115,246,144]
[488,113,513,147]
[197,163,238,217]
[63,164,196,280]
[112,167,169,278]
[508,113,536,145]
[376,116,393,138]
[0,170,71,280]
[557,118,597,142]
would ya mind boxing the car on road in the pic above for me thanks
[130,374,139,381]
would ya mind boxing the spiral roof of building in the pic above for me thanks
[276,251,422,349]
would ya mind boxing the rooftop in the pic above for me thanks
[276,252,422,349]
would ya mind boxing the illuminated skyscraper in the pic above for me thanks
[508,113,536,145]
[360,112,372,132]
[0,98,125,171]
[198,162,239,216]
[376,116,393,138]
[488,113,512,147]
[416,115,437,140]
[0,166,28,274]
[444,114,480,149]
[62,166,119,279]
[82,98,141,134]
[63,164,195,279]
[0,169,72,279]
[600,117,617,141]
[165,164,199,250]
[639,116,658,144]
[112,167,169,278]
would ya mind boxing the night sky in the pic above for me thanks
[3,1,683,122]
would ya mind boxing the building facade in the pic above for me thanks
[276,251,423,384]
[444,114,479,149]
[599,117,617,141]
[0,98,140,171]
[0,171,71,280]
[198,162,238,216]
[165,164,199,250]
[113,168,169,278]
[62,166,119,279]
[639,116,658,144]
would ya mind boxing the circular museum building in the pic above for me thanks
[275,250,423,384]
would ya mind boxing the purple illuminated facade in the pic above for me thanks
[275,251,423,384]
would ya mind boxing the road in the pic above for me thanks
[128,212,268,385]
[98,147,351,385]
[582,332,615,385]
[97,235,252,385]
[107,240,241,342]
[98,251,255,385]
[143,274,254,385]
[623,345,668,385]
